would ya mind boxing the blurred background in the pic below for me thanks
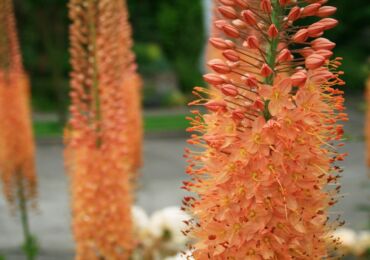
[0,0,370,259]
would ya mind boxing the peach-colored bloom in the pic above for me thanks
[185,0,346,259]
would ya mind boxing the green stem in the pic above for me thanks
[263,0,282,120]
[87,0,102,147]
[17,174,36,260]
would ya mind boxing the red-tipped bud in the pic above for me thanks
[307,22,326,36]
[311,37,336,50]
[242,10,257,25]
[261,0,272,13]
[261,63,273,77]
[299,47,315,58]
[203,74,225,85]
[244,35,259,49]
[208,59,231,74]
[301,3,321,17]
[291,70,307,86]
[222,24,240,38]
[253,99,265,110]
[277,49,293,62]
[221,84,239,96]
[279,0,290,6]
[234,0,249,8]
[209,38,230,50]
[288,6,301,21]
[293,29,308,43]
[223,50,240,62]
[243,74,258,87]
[305,54,326,69]
[232,109,246,120]
[205,100,227,112]
[319,18,338,30]
[316,49,333,59]
[214,20,228,30]
[218,6,238,19]
[317,6,337,17]
[268,24,279,38]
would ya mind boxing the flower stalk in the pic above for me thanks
[0,0,38,259]
[185,0,347,258]
[66,0,142,258]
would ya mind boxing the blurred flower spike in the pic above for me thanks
[185,0,347,258]
[0,0,37,210]
[65,0,142,259]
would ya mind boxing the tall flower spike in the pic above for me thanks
[185,0,346,258]
[0,0,37,209]
[65,0,142,259]
[0,1,38,258]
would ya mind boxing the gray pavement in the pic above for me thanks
[1,98,370,259]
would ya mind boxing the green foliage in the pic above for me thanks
[0,254,5,260]
[156,0,205,93]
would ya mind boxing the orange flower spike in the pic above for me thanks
[66,0,141,259]
[185,0,346,258]
[0,0,37,206]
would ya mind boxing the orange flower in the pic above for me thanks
[65,0,142,258]
[0,0,36,206]
[185,0,346,259]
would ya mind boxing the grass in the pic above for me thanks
[33,114,189,138]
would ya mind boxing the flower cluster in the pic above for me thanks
[65,0,142,258]
[131,206,191,260]
[0,0,36,206]
[185,0,347,258]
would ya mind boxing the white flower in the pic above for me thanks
[353,230,370,256]
[164,250,194,260]
[132,205,150,230]
[333,227,357,248]
[148,206,191,251]
[132,206,152,246]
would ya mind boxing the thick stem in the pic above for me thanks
[17,174,36,260]
[263,0,282,120]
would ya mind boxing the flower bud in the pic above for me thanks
[261,64,273,77]
[268,24,279,38]
[221,84,239,96]
[208,59,231,74]
[242,10,257,25]
[288,6,301,21]
[244,35,259,49]
[261,0,272,13]
[293,29,308,43]
[305,53,326,69]
[203,74,225,85]
[319,18,338,30]
[301,3,321,17]
[218,6,238,19]
[311,37,336,50]
[291,70,307,86]
[317,6,337,17]
[222,24,240,38]
[223,50,240,62]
